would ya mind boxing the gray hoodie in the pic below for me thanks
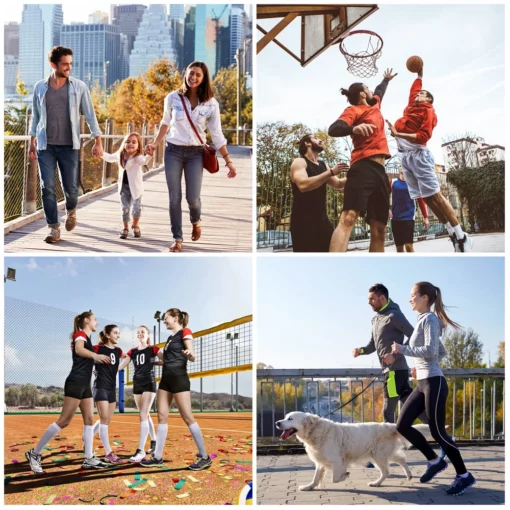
[359,299,414,371]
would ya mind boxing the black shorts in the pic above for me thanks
[64,379,93,400]
[133,382,157,395]
[93,387,117,403]
[392,220,415,246]
[158,373,190,394]
[383,369,413,399]
[291,218,333,252]
[343,159,390,224]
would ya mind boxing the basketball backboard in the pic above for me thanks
[257,4,379,67]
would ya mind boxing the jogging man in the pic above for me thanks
[328,69,397,252]
[386,66,472,252]
[29,45,103,244]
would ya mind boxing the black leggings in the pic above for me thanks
[396,376,467,475]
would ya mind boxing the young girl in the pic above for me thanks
[140,308,211,470]
[91,324,126,464]
[101,132,152,239]
[118,325,160,462]
[146,61,237,252]
[26,312,111,473]
[392,282,476,496]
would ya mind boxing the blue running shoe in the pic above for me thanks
[420,458,448,483]
[445,472,476,495]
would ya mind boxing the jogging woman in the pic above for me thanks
[392,282,476,495]
[25,311,111,473]
[140,308,211,470]
[118,325,160,462]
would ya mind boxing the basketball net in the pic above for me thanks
[339,30,383,78]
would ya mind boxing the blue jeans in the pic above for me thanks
[37,145,79,227]
[164,142,204,241]
[120,181,142,223]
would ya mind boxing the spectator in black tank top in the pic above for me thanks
[289,134,348,252]
[90,325,127,465]
[140,308,212,471]
[119,325,161,463]
[25,311,111,474]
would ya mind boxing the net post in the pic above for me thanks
[118,370,125,413]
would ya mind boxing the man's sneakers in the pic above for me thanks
[82,456,110,469]
[420,457,448,483]
[456,233,473,252]
[188,454,212,471]
[105,451,128,464]
[446,472,476,495]
[65,210,77,231]
[448,235,458,252]
[44,227,61,244]
[147,440,157,455]
[25,449,44,474]
[140,455,164,467]
[129,449,147,463]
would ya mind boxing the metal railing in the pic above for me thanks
[257,368,505,443]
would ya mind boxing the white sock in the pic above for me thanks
[154,424,168,459]
[188,422,207,457]
[148,416,156,441]
[453,224,465,240]
[139,420,150,451]
[83,425,94,459]
[34,422,62,455]
[430,456,442,465]
[445,222,454,235]
[460,471,470,478]
[92,420,101,436]
[99,424,112,455]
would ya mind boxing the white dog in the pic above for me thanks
[276,411,433,490]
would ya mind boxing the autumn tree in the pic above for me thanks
[441,328,485,369]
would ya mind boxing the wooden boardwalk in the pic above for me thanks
[4,146,252,253]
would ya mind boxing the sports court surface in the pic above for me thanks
[5,412,252,505]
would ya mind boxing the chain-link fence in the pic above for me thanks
[4,296,137,413]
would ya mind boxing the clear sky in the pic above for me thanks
[257,256,504,369]
[4,256,253,396]
[257,4,505,165]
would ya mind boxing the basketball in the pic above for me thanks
[406,56,423,73]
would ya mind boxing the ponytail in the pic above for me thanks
[340,82,365,106]
[71,310,93,339]
[415,282,461,330]
[99,324,118,345]
[164,308,189,328]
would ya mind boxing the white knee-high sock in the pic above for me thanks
[34,422,62,455]
[445,222,454,235]
[148,416,156,441]
[99,424,112,455]
[92,420,101,436]
[453,224,465,240]
[139,420,150,451]
[83,425,94,459]
[188,422,207,457]
[154,424,168,459]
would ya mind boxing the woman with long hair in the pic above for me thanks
[25,312,111,473]
[146,61,237,252]
[118,325,159,462]
[140,308,211,470]
[391,282,476,496]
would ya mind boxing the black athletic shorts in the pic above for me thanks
[158,373,190,394]
[64,379,93,400]
[343,159,390,224]
[392,220,415,246]
[383,369,413,399]
[93,387,117,403]
[133,382,157,395]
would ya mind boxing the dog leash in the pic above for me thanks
[322,367,387,419]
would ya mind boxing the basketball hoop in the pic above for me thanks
[339,30,383,78]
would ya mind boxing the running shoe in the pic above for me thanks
[147,440,157,455]
[445,472,476,495]
[449,235,458,252]
[457,233,473,253]
[188,454,212,471]
[25,449,44,474]
[129,449,147,463]
[82,456,110,469]
[105,452,128,464]
[140,455,164,467]
[420,458,448,483]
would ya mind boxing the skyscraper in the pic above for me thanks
[111,4,146,55]
[129,4,176,77]
[61,23,121,88]
[4,22,20,57]
[229,5,245,67]
[169,4,185,20]
[19,4,63,89]
[183,6,196,67]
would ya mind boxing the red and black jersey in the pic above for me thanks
[162,328,193,376]
[127,345,160,386]
[93,345,123,390]
[68,331,95,384]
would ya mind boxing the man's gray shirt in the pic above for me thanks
[45,82,73,146]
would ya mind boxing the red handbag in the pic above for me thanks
[180,95,219,174]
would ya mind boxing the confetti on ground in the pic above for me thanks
[187,475,199,483]
[176,493,190,499]
[44,495,57,505]
[78,497,95,503]
[99,494,118,505]
[148,480,156,487]
[128,478,147,488]
[174,479,186,490]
